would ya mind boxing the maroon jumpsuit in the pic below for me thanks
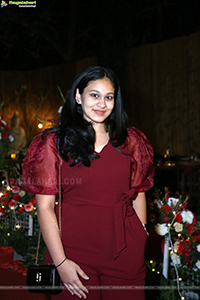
[23,127,154,300]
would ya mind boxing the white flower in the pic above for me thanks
[58,106,63,114]
[196,260,200,269]
[197,245,200,252]
[173,222,183,233]
[0,132,1,140]
[167,197,179,207]
[181,210,194,224]
[171,253,181,266]
[153,199,163,208]
[19,190,26,197]
[8,134,14,142]
[155,223,169,236]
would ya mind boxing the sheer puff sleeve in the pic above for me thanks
[127,127,154,193]
[22,132,60,195]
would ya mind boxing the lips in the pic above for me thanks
[93,110,106,115]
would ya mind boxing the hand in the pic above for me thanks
[57,259,89,298]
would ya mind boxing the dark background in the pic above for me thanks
[0,0,200,75]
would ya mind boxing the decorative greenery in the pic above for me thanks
[0,115,14,169]
[0,179,38,258]
[148,188,200,299]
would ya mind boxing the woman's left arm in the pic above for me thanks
[132,192,147,224]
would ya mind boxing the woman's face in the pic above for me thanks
[75,78,115,126]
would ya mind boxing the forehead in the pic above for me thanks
[84,78,115,93]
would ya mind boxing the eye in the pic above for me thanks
[105,95,114,101]
[90,93,99,99]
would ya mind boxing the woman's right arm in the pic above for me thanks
[36,194,89,299]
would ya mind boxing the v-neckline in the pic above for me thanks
[94,140,110,154]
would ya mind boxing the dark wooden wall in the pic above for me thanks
[1,32,200,157]
[126,32,200,157]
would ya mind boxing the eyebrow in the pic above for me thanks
[89,89,114,95]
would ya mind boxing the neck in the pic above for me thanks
[92,123,107,135]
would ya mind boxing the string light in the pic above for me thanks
[38,123,43,129]
[11,153,16,159]
[150,260,153,264]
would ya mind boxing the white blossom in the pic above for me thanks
[155,223,169,236]
[58,106,63,114]
[173,222,183,233]
[196,260,200,269]
[197,245,200,252]
[19,190,26,197]
[167,197,179,207]
[181,210,194,224]
[171,253,181,266]
[153,199,163,209]
[8,134,14,142]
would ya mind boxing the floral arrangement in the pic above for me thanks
[0,178,36,217]
[148,188,200,274]
[0,177,37,256]
[0,116,14,168]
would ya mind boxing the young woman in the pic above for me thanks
[23,66,154,300]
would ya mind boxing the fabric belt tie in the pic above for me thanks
[113,189,135,259]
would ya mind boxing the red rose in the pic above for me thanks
[193,235,200,242]
[18,207,25,214]
[3,198,10,205]
[13,194,20,201]
[163,216,170,223]
[4,125,10,131]
[177,241,191,257]
[161,204,171,213]
[2,132,8,139]
[175,213,182,223]
[0,207,6,215]
[186,224,194,234]
[9,178,16,186]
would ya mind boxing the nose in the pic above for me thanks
[97,97,106,108]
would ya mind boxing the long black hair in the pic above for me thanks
[57,66,128,166]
